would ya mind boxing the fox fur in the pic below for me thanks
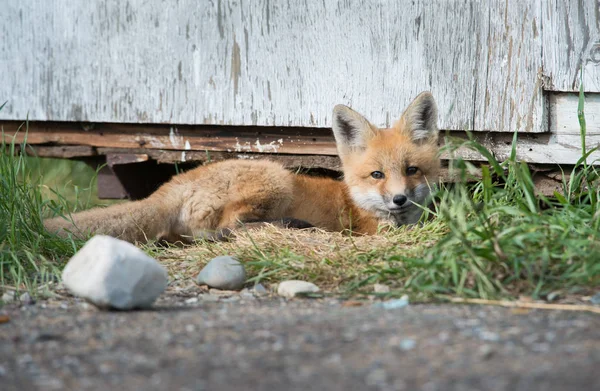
[44,92,441,243]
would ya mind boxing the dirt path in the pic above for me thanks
[1,290,598,391]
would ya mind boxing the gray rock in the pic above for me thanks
[196,256,246,290]
[19,292,33,305]
[277,280,320,298]
[590,292,600,305]
[62,235,168,310]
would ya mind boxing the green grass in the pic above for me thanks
[1,92,599,301]
[0,131,80,292]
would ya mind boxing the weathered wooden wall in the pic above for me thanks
[1,0,547,133]
[542,0,600,92]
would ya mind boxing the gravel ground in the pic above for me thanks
[0,288,598,391]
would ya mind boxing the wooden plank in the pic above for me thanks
[542,0,600,92]
[17,145,95,159]
[0,0,545,132]
[106,154,149,165]
[0,121,337,156]
[549,93,600,135]
[7,121,599,166]
[448,132,600,166]
[99,149,344,171]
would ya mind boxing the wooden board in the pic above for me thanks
[0,121,338,156]
[0,0,545,132]
[549,93,600,135]
[4,120,599,166]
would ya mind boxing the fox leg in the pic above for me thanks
[184,193,301,242]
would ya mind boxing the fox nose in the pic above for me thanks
[392,194,408,206]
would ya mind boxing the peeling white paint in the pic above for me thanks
[180,139,192,161]
[169,127,183,148]
[254,139,281,153]
[234,138,252,152]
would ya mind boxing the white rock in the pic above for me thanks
[62,235,168,310]
[196,256,246,290]
[277,280,320,298]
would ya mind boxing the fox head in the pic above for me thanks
[332,92,440,225]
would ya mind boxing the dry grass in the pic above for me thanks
[149,223,446,294]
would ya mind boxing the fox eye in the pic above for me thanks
[406,166,418,176]
[371,171,385,179]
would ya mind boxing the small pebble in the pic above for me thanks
[479,330,500,342]
[373,295,409,310]
[399,338,416,351]
[546,291,560,302]
[185,297,199,304]
[196,256,246,290]
[1,291,15,304]
[479,344,495,359]
[252,283,268,296]
[19,292,33,305]
[373,284,390,293]
[590,292,600,305]
[277,280,320,299]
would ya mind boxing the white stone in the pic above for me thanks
[373,284,390,293]
[277,280,320,299]
[1,291,15,303]
[61,235,168,310]
[196,256,246,290]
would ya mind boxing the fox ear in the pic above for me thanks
[398,92,438,143]
[332,105,376,156]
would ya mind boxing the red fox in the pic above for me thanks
[44,92,440,243]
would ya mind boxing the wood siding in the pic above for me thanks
[1,0,546,132]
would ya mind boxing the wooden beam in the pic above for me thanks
[2,108,599,166]
[1,121,337,155]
